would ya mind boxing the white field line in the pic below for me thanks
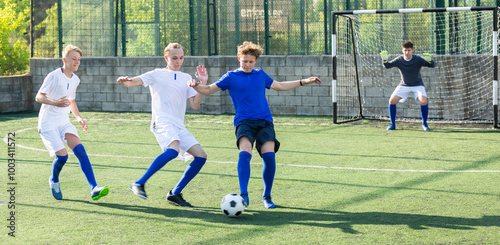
[4,127,500,173]
[1,117,333,126]
[80,118,334,126]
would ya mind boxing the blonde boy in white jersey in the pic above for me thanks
[36,45,109,201]
[116,43,208,207]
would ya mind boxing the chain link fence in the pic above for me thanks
[31,0,500,57]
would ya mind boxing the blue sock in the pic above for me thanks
[389,104,397,126]
[72,144,97,190]
[171,157,207,195]
[262,152,276,197]
[51,155,68,183]
[136,148,178,185]
[238,151,252,195]
[421,104,429,125]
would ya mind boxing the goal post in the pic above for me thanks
[331,6,499,128]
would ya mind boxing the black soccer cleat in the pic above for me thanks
[129,183,147,199]
[166,190,193,207]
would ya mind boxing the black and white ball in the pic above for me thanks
[220,193,245,217]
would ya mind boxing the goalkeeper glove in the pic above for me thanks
[380,50,389,63]
[423,53,432,63]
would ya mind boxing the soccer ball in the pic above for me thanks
[220,193,245,217]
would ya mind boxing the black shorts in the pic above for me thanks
[235,119,280,156]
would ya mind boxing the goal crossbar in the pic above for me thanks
[333,6,498,15]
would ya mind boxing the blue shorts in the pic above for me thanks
[235,119,280,156]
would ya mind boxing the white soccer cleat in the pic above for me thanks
[49,177,63,200]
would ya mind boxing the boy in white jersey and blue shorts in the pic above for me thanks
[188,41,322,209]
[117,43,207,207]
[36,45,109,201]
[380,41,435,131]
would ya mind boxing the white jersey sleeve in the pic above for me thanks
[38,72,56,95]
[140,69,159,87]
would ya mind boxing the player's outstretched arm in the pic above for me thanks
[187,76,221,96]
[116,76,143,87]
[188,82,221,96]
[271,77,322,91]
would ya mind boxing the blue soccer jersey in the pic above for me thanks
[216,69,274,127]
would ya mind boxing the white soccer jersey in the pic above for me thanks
[140,68,198,129]
[37,68,80,131]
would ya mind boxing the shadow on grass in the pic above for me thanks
[18,156,499,199]
[0,111,38,122]
[269,206,500,234]
[23,199,498,235]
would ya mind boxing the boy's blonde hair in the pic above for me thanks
[62,45,82,58]
[164,43,184,56]
[237,41,262,59]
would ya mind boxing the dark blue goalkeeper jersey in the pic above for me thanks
[383,55,435,86]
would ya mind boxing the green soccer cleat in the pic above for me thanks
[91,186,109,201]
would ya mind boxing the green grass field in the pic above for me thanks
[1,111,499,244]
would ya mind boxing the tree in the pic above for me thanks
[0,0,30,75]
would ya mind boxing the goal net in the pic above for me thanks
[332,7,499,128]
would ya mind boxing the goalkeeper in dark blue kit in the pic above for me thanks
[380,41,435,131]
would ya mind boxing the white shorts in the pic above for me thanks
[391,85,427,103]
[152,123,199,162]
[39,123,79,157]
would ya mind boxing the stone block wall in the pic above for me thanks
[29,56,333,116]
[0,75,33,113]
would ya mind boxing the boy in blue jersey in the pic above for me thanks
[188,41,322,209]
[381,41,435,131]
[35,45,109,201]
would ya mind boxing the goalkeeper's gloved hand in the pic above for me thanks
[422,53,432,63]
[380,50,389,63]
